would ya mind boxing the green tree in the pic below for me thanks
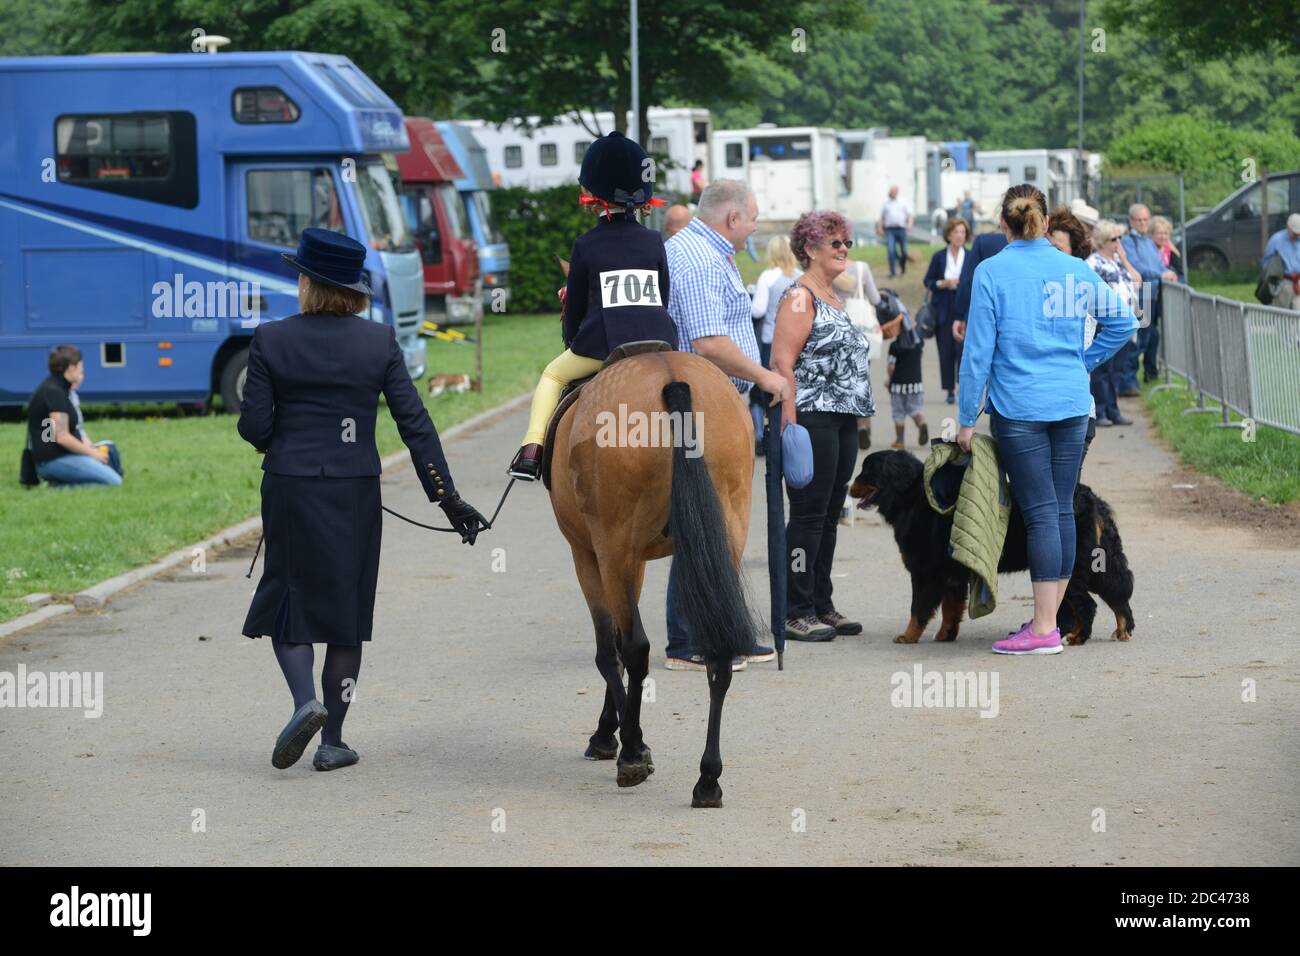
[1105,114,1300,208]
[444,0,868,146]
[39,0,477,115]
[1101,0,1300,62]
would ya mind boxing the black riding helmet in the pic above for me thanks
[579,130,655,213]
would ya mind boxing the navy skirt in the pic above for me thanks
[242,472,381,645]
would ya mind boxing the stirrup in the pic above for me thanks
[509,445,542,482]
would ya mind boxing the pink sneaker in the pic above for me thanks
[992,621,1063,655]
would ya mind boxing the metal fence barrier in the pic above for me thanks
[1157,282,1300,435]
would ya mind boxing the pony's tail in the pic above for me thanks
[662,381,756,664]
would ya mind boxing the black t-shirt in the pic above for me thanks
[888,338,924,392]
[26,374,82,464]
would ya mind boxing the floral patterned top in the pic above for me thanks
[781,282,875,417]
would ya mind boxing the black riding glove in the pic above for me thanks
[439,493,489,545]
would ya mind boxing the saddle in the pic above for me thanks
[541,340,671,489]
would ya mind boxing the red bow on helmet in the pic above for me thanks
[579,193,666,212]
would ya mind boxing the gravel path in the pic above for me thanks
[2,323,1296,866]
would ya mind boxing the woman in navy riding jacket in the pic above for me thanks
[923,216,970,404]
[238,228,489,772]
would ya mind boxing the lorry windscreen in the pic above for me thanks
[356,161,414,253]
[437,183,472,241]
[469,190,504,244]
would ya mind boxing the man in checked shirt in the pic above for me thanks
[662,179,792,671]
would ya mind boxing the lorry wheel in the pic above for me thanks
[219,348,250,413]
[1188,247,1228,273]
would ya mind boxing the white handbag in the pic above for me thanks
[845,265,884,361]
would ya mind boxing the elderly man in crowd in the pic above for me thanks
[1121,203,1180,389]
[1261,212,1300,311]
[662,178,791,671]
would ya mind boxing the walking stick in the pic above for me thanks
[765,402,787,670]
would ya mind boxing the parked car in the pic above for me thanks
[1180,170,1299,272]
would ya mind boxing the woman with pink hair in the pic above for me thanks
[771,210,875,642]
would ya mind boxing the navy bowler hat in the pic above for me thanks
[281,227,372,294]
[579,130,655,208]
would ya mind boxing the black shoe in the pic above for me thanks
[945,391,955,405]
[272,700,328,770]
[313,743,359,772]
[755,438,766,457]
[1095,417,1114,427]
[1111,414,1134,426]
[917,423,930,446]
[508,444,542,481]
[858,428,872,450]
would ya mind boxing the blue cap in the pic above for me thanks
[782,423,814,489]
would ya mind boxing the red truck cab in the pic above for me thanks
[396,117,482,325]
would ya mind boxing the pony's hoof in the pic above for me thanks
[934,631,957,643]
[616,746,654,787]
[584,737,618,760]
[894,633,920,644]
[691,780,723,808]
[1111,628,1130,642]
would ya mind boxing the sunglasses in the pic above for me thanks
[827,239,853,250]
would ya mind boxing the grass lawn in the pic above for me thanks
[0,310,560,625]
[1142,374,1300,504]
[1187,268,1257,304]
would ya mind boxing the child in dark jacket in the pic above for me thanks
[508,131,677,481]
[885,335,928,448]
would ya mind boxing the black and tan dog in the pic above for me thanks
[850,450,1135,645]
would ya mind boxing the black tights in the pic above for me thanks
[271,641,363,748]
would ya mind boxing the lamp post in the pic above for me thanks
[629,0,640,146]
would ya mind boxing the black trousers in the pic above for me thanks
[935,318,963,393]
[786,411,859,619]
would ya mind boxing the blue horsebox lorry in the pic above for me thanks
[0,52,426,411]
[437,121,510,314]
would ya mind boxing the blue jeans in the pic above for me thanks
[36,444,122,486]
[884,226,908,276]
[1090,355,1122,421]
[665,556,696,659]
[1115,339,1140,393]
[989,409,1087,582]
[1136,323,1160,381]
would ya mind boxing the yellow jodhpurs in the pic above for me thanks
[522,349,605,447]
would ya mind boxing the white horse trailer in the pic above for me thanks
[973,148,1101,209]
[711,126,839,224]
[458,108,710,197]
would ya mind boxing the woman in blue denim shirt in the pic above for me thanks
[956,185,1137,656]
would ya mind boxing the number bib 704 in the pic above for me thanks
[600,269,660,308]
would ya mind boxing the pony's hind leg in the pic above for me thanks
[586,610,622,760]
[572,546,623,760]
[692,661,733,808]
[614,577,654,787]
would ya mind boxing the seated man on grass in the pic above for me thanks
[25,345,122,487]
